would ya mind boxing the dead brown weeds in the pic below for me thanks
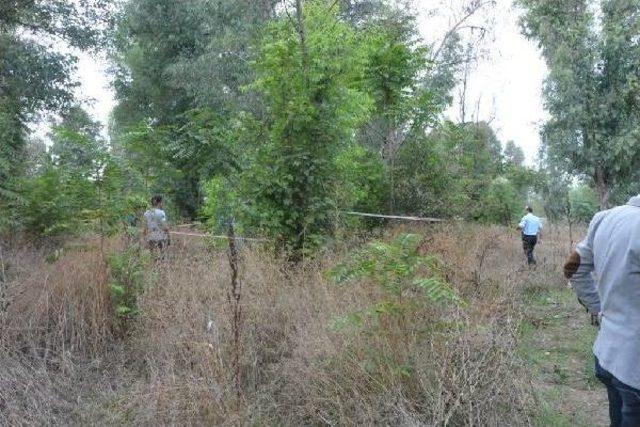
[0,224,577,425]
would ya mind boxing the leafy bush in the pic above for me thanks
[478,177,521,225]
[330,233,463,314]
[328,233,463,375]
[393,133,469,218]
[333,143,387,228]
[107,246,149,324]
[201,175,240,234]
[569,185,598,223]
[19,167,95,236]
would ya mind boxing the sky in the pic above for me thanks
[70,0,549,165]
[416,0,549,164]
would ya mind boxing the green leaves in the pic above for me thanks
[109,284,125,297]
[413,277,465,307]
[478,177,521,226]
[568,184,598,223]
[328,232,464,380]
[0,1,108,217]
[16,106,132,237]
[329,233,464,325]
[330,301,405,331]
[107,246,149,322]
[520,0,640,206]
[115,305,133,317]
[234,0,378,258]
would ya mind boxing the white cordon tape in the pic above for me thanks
[170,212,443,240]
[169,231,269,242]
[345,211,444,222]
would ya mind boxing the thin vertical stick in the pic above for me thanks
[566,197,574,251]
[226,222,242,408]
[0,240,6,313]
[96,163,105,257]
[0,241,5,284]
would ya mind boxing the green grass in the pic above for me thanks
[533,388,594,427]
[518,286,604,426]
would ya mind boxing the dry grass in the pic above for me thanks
[0,224,579,425]
[2,242,114,359]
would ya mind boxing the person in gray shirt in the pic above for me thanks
[564,196,640,427]
[143,195,170,252]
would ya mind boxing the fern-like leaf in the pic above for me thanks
[413,277,464,306]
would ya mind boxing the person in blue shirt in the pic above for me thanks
[517,206,543,265]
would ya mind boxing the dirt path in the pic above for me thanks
[520,285,609,426]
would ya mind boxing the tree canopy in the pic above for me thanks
[520,0,640,207]
[2,0,545,255]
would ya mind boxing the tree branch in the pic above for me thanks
[431,0,495,61]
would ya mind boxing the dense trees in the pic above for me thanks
[520,0,640,208]
[107,0,530,254]
[392,120,530,221]
[3,0,543,256]
[109,0,279,217]
[17,106,126,237]
[0,0,109,230]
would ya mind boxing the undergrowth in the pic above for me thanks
[0,224,590,425]
[107,245,149,324]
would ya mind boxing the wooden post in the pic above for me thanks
[566,196,574,251]
[226,221,243,408]
[0,240,6,313]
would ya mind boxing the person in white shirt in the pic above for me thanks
[143,195,170,251]
[517,206,543,265]
[564,195,640,427]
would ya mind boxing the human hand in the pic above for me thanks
[590,312,601,327]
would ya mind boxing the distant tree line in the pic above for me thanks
[4,0,623,257]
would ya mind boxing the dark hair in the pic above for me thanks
[151,195,163,207]
[526,206,533,213]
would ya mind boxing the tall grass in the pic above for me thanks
[2,243,113,359]
[0,224,577,425]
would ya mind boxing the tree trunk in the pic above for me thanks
[295,0,308,82]
[595,165,610,209]
[387,126,397,214]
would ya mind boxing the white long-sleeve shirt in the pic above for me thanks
[518,213,543,236]
[571,196,640,389]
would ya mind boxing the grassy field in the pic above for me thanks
[520,285,606,426]
[0,223,608,425]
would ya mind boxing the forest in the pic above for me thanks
[1,0,639,425]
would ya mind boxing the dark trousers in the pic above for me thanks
[148,240,168,251]
[522,234,537,265]
[596,358,640,427]
[148,240,169,261]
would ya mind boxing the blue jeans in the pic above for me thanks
[595,357,640,427]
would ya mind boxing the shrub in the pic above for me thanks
[478,177,521,225]
[19,167,94,236]
[569,184,598,223]
[328,233,463,377]
[201,175,241,235]
[107,245,150,324]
